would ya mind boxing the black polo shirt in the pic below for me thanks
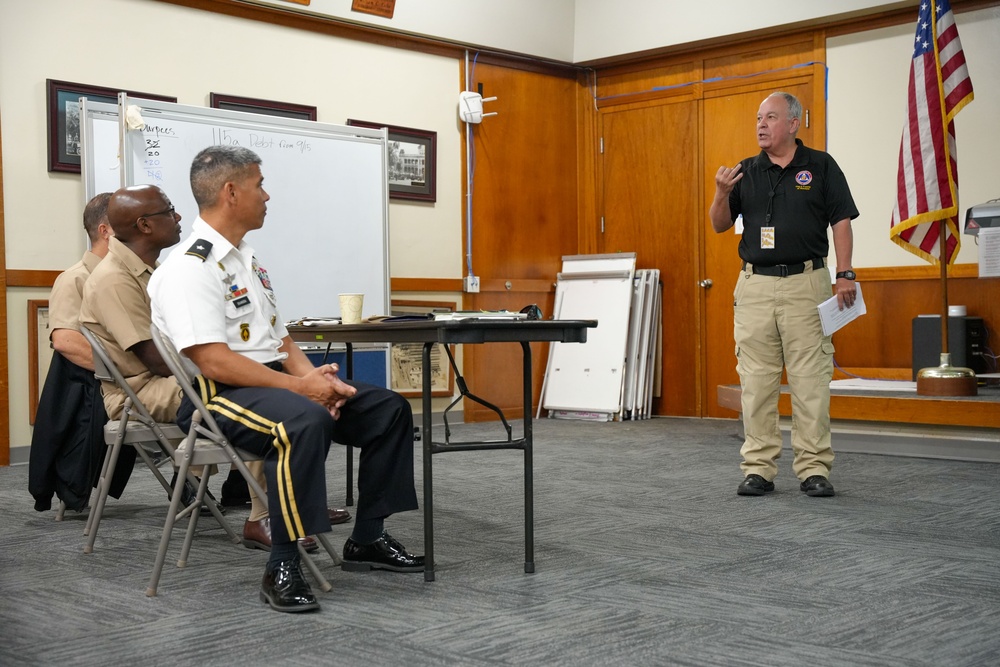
[729,139,859,267]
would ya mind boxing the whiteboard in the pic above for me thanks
[80,99,122,199]
[81,96,390,324]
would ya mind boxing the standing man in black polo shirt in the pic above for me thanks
[709,91,859,498]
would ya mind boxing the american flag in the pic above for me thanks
[890,0,974,264]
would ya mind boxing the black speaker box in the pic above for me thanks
[911,315,987,380]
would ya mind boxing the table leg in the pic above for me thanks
[345,343,354,507]
[422,341,435,582]
[522,341,535,574]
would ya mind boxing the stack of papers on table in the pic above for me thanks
[286,317,341,326]
[434,311,527,321]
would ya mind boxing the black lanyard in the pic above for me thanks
[764,168,786,225]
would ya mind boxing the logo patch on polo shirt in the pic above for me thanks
[795,170,813,188]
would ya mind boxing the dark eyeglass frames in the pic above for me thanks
[134,205,176,227]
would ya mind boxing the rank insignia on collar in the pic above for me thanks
[185,239,213,261]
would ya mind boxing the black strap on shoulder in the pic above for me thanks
[184,239,213,261]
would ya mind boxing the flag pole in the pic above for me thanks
[915,219,977,396]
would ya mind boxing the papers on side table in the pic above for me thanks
[817,282,867,336]
[433,311,527,321]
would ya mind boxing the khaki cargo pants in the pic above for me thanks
[733,261,835,481]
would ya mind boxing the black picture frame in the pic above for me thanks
[347,119,437,202]
[46,79,176,173]
[210,93,317,121]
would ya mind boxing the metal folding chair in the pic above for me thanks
[79,325,231,554]
[147,324,340,597]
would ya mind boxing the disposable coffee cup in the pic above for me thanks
[339,293,364,324]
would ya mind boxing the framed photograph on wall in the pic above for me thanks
[46,79,176,173]
[347,119,436,202]
[390,301,455,397]
[209,93,317,121]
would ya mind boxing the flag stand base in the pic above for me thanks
[916,354,977,396]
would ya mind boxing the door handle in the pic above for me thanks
[699,279,713,289]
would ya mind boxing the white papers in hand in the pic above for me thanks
[817,282,866,336]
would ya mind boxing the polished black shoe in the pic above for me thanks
[259,559,319,613]
[342,532,425,572]
[800,475,835,497]
[737,474,775,496]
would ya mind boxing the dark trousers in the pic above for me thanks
[177,380,417,544]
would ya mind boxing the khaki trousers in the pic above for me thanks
[733,261,835,481]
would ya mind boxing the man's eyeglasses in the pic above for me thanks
[134,205,175,227]
[141,205,175,219]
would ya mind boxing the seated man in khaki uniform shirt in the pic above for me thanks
[79,185,183,422]
[28,193,116,511]
[49,192,114,370]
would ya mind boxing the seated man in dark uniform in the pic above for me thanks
[149,145,423,614]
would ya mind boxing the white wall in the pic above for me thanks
[573,0,921,63]
[250,0,578,61]
[250,0,919,64]
[827,6,1000,268]
[0,0,464,449]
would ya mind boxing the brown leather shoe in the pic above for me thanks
[328,507,352,525]
[242,518,318,553]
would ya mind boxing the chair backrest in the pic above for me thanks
[81,325,159,424]
[80,324,180,449]
[149,324,228,442]
[150,324,265,482]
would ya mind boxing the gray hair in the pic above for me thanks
[82,192,112,242]
[769,91,802,121]
[190,145,262,209]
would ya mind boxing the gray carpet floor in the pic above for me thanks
[2,417,998,666]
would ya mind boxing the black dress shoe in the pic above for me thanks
[169,472,225,516]
[220,469,252,508]
[737,474,775,496]
[342,532,425,572]
[800,475,835,497]
[259,559,319,613]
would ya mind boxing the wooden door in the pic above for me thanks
[702,80,815,417]
[599,98,700,416]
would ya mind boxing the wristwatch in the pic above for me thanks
[835,270,856,280]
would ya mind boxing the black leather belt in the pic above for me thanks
[742,258,824,277]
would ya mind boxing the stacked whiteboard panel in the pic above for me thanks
[621,269,661,420]
[541,253,636,421]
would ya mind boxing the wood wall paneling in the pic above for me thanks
[596,60,701,106]
[6,270,61,288]
[462,288,556,422]
[461,62,581,421]
[598,98,701,416]
[702,37,818,82]
[832,276,1000,371]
